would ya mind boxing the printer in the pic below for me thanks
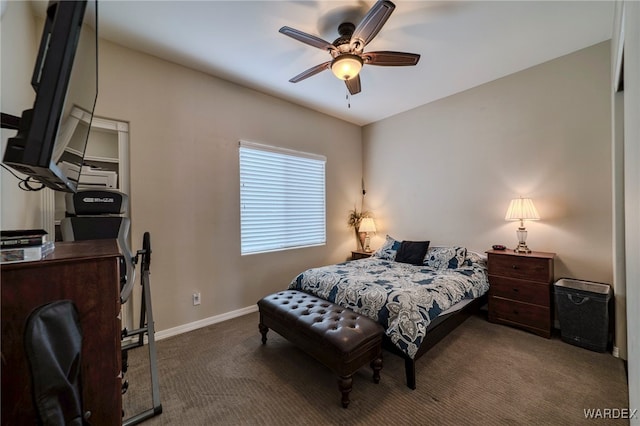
[59,161,118,189]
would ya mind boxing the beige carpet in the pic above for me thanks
[122,311,628,425]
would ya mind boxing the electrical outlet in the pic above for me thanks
[192,292,201,306]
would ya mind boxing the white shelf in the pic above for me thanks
[84,155,119,164]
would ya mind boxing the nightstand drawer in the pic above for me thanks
[488,254,552,282]
[489,276,550,307]
[489,297,550,331]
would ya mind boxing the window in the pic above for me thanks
[239,141,326,255]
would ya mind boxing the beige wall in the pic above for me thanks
[614,0,640,416]
[612,1,627,361]
[94,40,362,332]
[363,42,612,285]
[0,1,42,230]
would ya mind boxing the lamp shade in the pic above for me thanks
[505,197,540,221]
[358,217,376,233]
[331,54,363,81]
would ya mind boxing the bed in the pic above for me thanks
[288,237,490,389]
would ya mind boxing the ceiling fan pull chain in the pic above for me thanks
[346,90,351,109]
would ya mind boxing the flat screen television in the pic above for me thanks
[2,0,98,193]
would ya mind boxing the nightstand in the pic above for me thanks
[487,249,556,338]
[351,250,372,260]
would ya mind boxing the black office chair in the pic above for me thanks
[60,190,162,425]
[60,189,135,303]
[24,300,90,426]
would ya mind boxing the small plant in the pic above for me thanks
[347,207,371,229]
[348,205,371,251]
[348,182,371,250]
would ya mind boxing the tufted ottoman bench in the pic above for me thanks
[258,290,384,408]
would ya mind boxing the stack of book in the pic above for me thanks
[1,229,55,264]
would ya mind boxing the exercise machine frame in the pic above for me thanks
[121,232,162,425]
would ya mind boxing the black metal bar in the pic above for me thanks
[121,340,144,352]
[1,112,21,130]
[122,406,163,426]
[122,327,149,338]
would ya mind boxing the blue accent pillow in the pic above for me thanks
[372,235,401,260]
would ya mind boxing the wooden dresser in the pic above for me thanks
[487,249,556,338]
[1,239,122,425]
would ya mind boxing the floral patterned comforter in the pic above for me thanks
[288,255,489,358]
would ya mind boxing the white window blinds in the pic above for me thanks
[239,141,326,255]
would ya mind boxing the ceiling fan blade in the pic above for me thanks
[289,61,332,83]
[364,51,420,66]
[279,26,336,52]
[345,75,361,95]
[350,0,396,49]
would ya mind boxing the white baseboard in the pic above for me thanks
[613,346,620,358]
[154,304,259,341]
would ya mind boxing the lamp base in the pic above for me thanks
[364,234,371,252]
[513,243,532,254]
[358,231,366,252]
[514,227,531,253]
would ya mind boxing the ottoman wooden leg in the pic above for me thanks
[338,375,353,408]
[258,322,269,344]
[370,355,383,384]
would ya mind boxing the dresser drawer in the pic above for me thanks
[488,276,550,307]
[489,296,551,332]
[488,254,552,282]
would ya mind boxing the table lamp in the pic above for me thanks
[505,197,540,253]
[358,218,376,252]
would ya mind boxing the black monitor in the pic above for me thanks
[2,0,98,193]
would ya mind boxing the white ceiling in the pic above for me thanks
[39,1,615,126]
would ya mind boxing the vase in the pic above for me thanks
[357,230,366,251]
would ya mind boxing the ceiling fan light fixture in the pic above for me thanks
[281,1,418,94]
[331,54,363,81]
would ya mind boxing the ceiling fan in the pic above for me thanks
[279,0,420,95]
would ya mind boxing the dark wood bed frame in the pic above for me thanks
[382,294,488,389]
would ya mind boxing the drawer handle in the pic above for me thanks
[512,265,519,269]
[512,309,519,315]
[512,288,519,293]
